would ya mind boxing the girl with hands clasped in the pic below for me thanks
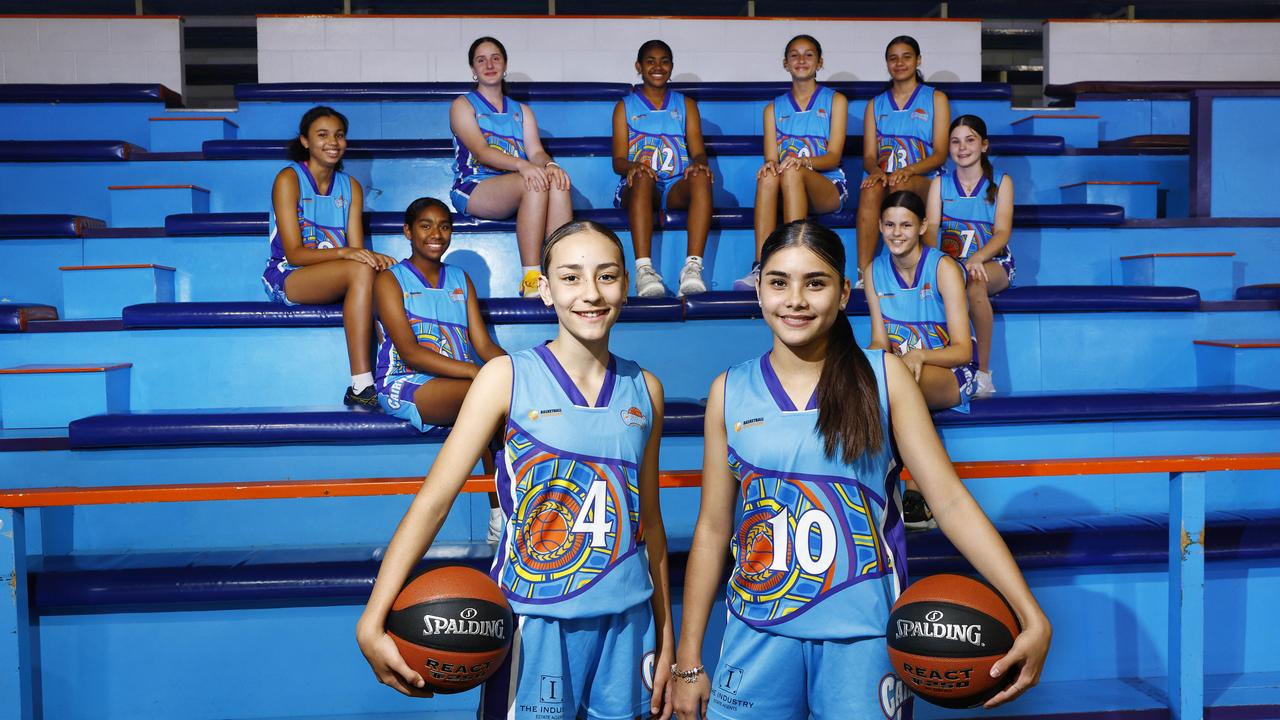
[264,106,396,407]
[856,36,950,286]
[671,220,1049,720]
[357,220,676,720]
[612,39,713,298]
[734,34,848,291]
[450,36,572,298]
[925,115,1015,397]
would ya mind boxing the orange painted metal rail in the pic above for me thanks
[1,454,1279,509]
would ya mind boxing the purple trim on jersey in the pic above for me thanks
[637,89,670,111]
[787,84,822,112]
[471,89,505,114]
[400,259,444,290]
[941,212,997,226]
[295,161,330,196]
[505,418,640,477]
[953,171,987,199]
[730,444,887,508]
[503,545,644,607]
[532,343,618,408]
[891,245,931,290]
[889,83,923,112]
[879,352,909,589]
[626,126,686,143]
[759,353,818,412]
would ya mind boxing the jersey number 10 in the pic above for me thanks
[765,508,837,574]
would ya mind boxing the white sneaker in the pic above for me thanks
[731,263,761,292]
[854,271,865,290]
[974,370,996,397]
[487,507,505,544]
[635,264,666,297]
[677,258,707,296]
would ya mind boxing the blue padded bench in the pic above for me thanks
[28,509,1280,610]
[0,140,144,162]
[67,399,707,449]
[234,81,1012,103]
[0,213,106,239]
[933,387,1280,426]
[164,208,629,236]
[665,203,1124,230]
[1046,80,1280,101]
[1237,284,1280,301]
[0,303,57,332]
[0,83,182,106]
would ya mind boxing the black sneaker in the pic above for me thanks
[902,490,938,532]
[344,385,378,408]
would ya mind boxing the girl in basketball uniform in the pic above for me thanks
[451,36,573,299]
[670,220,1050,720]
[855,36,951,286]
[612,39,713,298]
[374,197,507,541]
[925,115,1014,397]
[264,106,396,407]
[733,34,848,291]
[358,220,675,720]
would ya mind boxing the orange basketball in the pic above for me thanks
[741,531,775,575]
[384,565,514,694]
[527,507,569,554]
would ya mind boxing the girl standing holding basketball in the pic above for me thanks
[358,220,675,720]
[855,36,950,286]
[671,220,1049,720]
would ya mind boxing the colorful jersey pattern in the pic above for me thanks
[773,85,846,185]
[453,91,528,186]
[938,168,1012,264]
[266,162,351,271]
[374,261,476,393]
[871,245,975,356]
[873,84,936,173]
[623,89,690,182]
[722,351,905,640]
[491,346,654,619]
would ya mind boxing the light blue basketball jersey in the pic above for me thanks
[722,350,905,640]
[872,84,936,173]
[453,91,528,186]
[374,261,476,394]
[939,168,1012,264]
[623,89,689,182]
[773,85,845,185]
[492,346,654,620]
[267,162,351,269]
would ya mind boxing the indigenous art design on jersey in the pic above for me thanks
[374,262,477,402]
[773,85,845,185]
[624,90,689,182]
[939,169,1009,264]
[873,85,935,173]
[453,91,528,185]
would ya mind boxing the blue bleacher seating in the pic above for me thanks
[0,303,57,332]
[1237,284,1280,301]
[0,213,106,238]
[0,83,181,106]
[0,140,143,162]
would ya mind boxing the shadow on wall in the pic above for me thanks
[445,249,493,298]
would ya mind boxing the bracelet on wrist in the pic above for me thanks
[670,663,706,684]
[544,161,561,170]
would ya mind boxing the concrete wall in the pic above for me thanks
[0,16,184,92]
[1045,20,1280,85]
[257,16,981,83]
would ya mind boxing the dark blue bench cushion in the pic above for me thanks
[203,138,452,159]
[0,83,181,106]
[665,203,1123,231]
[673,81,1011,102]
[934,387,1280,426]
[0,214,106,239]
[1237,284,1280,301]
[235,82,631,102]
[165,209,629,237]
[0,140,142,162]
[68,399,706,449]
[0,303,58,332]
[1046,81,1280,101]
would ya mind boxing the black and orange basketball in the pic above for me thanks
[384,565,514,694]
[886,574,1020,708]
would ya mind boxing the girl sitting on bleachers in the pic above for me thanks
[450,36,572,299]
[926,115,1014,397]
[264,105,395,408]
[612,39,713,297]
[734,34,848,291]
[855,35,951,287]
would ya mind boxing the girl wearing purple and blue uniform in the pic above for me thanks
[450,36,572,299]
[265,106,395,407]
[856,36,950,285]
[735,35,848,291]
[671,220,1050,720]
[359,221,675,720]
[926,115,1014,397]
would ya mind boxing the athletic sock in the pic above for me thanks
[351,372,374,393]
[685,255,702,265]
[635,257,653,269]
[521,265,538,276]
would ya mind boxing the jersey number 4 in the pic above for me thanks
[570,480,614,548]
[765,508,837,574]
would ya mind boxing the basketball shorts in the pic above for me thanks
[613,176,680,209]
[480,600,656,720]
[261,259,299,305]
[376,374,433,432]
[451,172,509,217]
[829,177,849,212]
[707,613,914,720]
[992,252,1016,286]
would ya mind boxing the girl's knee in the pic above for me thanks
[779,167,804,190]
[756,173,780,192]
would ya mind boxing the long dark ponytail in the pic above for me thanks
[468,36,509,97]
[951,114,998,204]
[759,220,883,463]
[885,35,925,86]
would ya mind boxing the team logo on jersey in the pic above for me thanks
[334,195,346,209]
[621,406,647,428]
[919,282,934,300]
[879,674,911,719]
[527,407,563,421]
[449,287,465,302]
[670,108,679,119]
[817,107,828,117]
[912,108,929,121]
[733,417,765,432]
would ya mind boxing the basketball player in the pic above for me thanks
[855,36,950,286]
[671,220,1049,720]
[451,36,572,298]
[734,35,849,291]
[358,220,675,720]
[612,39,713,297]
[924,115,1014,397]
[374,196,507,541]
[264,106,396,407]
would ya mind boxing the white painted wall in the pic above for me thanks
[1045,20,1280,85]
[257,16,980,84]
[0,17,184,92]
